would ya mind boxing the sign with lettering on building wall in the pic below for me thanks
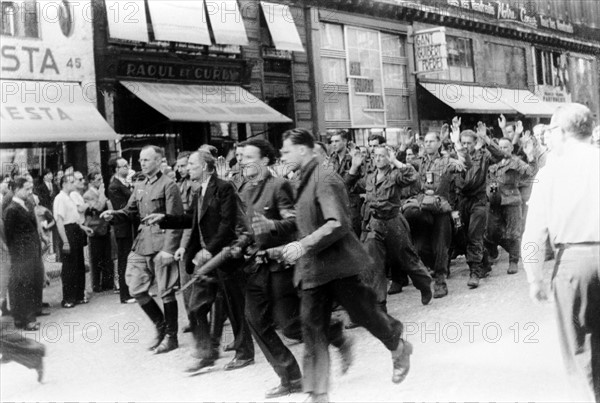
[414,27,448,74]
[1,0,95,84]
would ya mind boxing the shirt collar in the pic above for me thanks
[12,196,28,210]
[146,170,163,184]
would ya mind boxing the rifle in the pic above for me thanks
[177,245,288,293]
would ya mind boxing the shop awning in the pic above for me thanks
[420,82,515,114]
[147,0,211,45]
[493,89,563,117]
[0,80,120,143]
[104,0,149,42]
[120,81,292,123]
[260,2,304,52]
[205,0,249,46]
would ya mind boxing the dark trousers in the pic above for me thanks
[485,204,522,263]
[0,331,45,371]
[404,208,453,278]
[553,245,600,402]
[89,234,113,291]
[245,263,302,384]
[362,215,432,303]
[116,236,133,302]
[61,224,86,304]
[188,267,254,361]
[8,257,44,326]
[300,275,402,395]
[459,197,488,275]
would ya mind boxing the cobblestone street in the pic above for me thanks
[1,252,573,402]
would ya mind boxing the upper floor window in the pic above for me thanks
[1,0,38,38]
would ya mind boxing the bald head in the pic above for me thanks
[551,103,594,141]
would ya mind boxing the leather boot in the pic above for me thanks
[467,273,480,288]
[391,338,413,384]
[507,261,519,274]
[154,301,178,354]
[140,299,165,351]
[433,274,448,298]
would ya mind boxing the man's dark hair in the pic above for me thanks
[240,138,277,165]
[108,157,118,173]
[408,144,420,154]
[315,141,328,152]
[368,133,386,145]
[283,128,315,149]
[12,176,28,191]
[42,168,53,177]
[141,145,164,158]
[177,151,192,161]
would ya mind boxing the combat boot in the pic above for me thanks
[139,299,166,351]
[467,273,480,288]
[154,301,179,354]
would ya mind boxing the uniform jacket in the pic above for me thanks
[294,158,370,290]
[458,142,507,200]
[488,155,536,207]
[159,174,238,273]
[107,176,134,239]
[237,171,297,250]
[111,171,183,256]
[345,164,417,220]
[414,150,470,200]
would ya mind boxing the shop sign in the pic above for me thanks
[414,27,448,74]
[0,0,95,83]
[117,60,247,84]
[538,15,574,33]
[445,0,538,28]
[534,85,571,103]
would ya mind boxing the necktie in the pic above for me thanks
[197,191,206,248]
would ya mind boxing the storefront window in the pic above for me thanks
[385,95,410,121]
[383,64,407,89]
[381,33,405,58]
[484,42,527,87]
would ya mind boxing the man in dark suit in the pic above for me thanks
[280,129,413,403]
[3,177,45,330]
[107,158,135,304]
[34,169,58,211]
[144,150,254,372]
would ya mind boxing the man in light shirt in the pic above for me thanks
[522,103,599,402]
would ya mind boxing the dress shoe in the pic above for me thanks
[420,287,433,305]
[391,339,413,384]
[61,301,75,309]
[41,302,50,308]
[75,298,89,305]
[265,378,302,399]
[185,358,215,373]
[121,298,136,304]
[223,341,235,352]
[336,335,353,375]
[224,357,254,371]
[387,281,403,295]
[507,262,518,275]
[433,282,448,299]
[467,274,479,288]
[154,334,178,354]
